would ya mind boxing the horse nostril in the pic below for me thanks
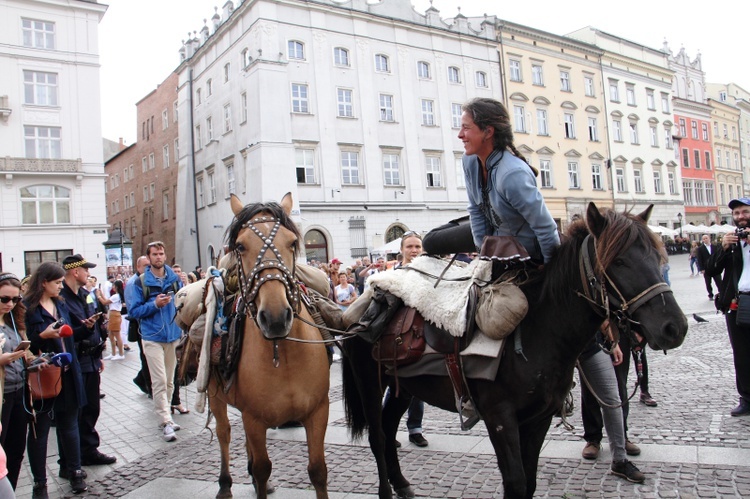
[286,307,293,324]
[257,310,267,329]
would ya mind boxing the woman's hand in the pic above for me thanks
[610,344,623,366]
[0,350,27,367]
[40,323,61,340]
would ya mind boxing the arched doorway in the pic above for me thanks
[385,224,408,243]
[304,229,328,264]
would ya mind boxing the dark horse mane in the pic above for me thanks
[225,201,301,258]
[533,207,665,310]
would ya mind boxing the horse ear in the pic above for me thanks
[280,192,293,216]
[636,204,654,224]
[586,202,606,237]
[230,194,244,216]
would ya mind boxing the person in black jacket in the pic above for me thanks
[697,234,721,300]
[60,255,117,469]
[707,197,750,417]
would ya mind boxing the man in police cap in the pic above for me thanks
[707,197,750,417]
[60,254,117,471]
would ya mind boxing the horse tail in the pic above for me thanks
[341,347,368,441]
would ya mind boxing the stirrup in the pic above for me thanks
[458,396,481,431]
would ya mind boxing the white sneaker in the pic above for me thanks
[102,354,112,360]
[111,354,125,360]
[168,422,181,431]
[162,424,177,442]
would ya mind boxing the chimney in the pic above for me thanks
[119,137,125,150]
[211,7,221,32]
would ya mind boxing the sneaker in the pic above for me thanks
[59,468,88,479]
[102,354,112,360]
[162,423,177,442]
[611,459,645,483]
[32,482,48,499]
[111,354,125,360]
[69,470,88,494]
[582,441,600,460]
[625,439,641,456]
[408,433,428,447]
[169,422,181,431]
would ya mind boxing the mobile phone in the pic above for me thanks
[167,290,175,297]
[52,318,65,329]
[90,312,103,319]
[14,340,31,352]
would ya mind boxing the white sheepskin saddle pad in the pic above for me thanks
[366,256,492,337]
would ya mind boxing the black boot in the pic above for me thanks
[32,482,48,499]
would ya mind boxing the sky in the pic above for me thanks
[98,0,749,145]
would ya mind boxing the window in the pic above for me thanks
[735,152,740,168]
[206,116,213,141]
[296,148,315,184]
[564,113,575,139]
[609,80,619,102]
[451,103,462,128]
[616,168,626,192]
[532,65,544,86]
[720,183,726,205]
[195,125,202,149]
[475,71,487,88]
[587,117,598,141]
[513,105,526,133]
[174,138,179,160]
[207,171,216,204]
[291,83,309,113]
[646,89,655,110]
[695,182,704,205]
[337,88,353,117]
[668,172,676,194]
[716,149,722,167]
[375,54,390,72]
[149,182,155,200]
[537,109,549,136]
[592,164,603,190]
[706,182,715,205]
[130,192,135,207]
[661,93,670,113]
[241,48,251,68]
[383,154,400,186]
[196,176,204,208]
[163,144,170,168]
[664,127,673,149]
[720,91,728,102]
[223,104,232,133]
[455,156,465,188]
[613,120,622,142]
[21,185,70,224]
[509,60,522,82]
[560,70,571,92]
[654,171,662,193]
[421,99,435,126]
[568,162,580,188]
[142,157,148,173]
[162,190,169,220]
[417,61,431,79]
[705,151,712,170]
[241,92,247,123]
[162,109,168,130]
[288,40,305,60]
[723,124,728,138]
[629,122,639,144]
[23,71,58,106]
[684,181,694,205]
[679,118,686,137]
[682,148,690,167]
[539,160,552,188]
[24,126,61,159]
[173,100,178,123]
[425,156,442,187]
[22,19,55,49]
[143,186,149,202]
[694,149,701,169]
[380,94,394,122]
[714,122,719,136]
[626,84,636,105]
[726,150,731,167]
[196,88,202,105]
[448,66,461,83]
[584,76,595,97]
[224,62,231,82]
[702,123,709,141]
[691,121,698,140]
[227,163,236,194]
[634,169,643,193]
[341,151,360,184]
[334,47,350,67]
[206,79,212,97]
[650,126,658,146]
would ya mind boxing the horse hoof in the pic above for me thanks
[394,485,415,498]
[216,489,232,499]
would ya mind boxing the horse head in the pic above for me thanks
[585,202,688,351]
[227,192,300,340]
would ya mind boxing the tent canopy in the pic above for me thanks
[372,237,402,255]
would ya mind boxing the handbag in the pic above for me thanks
[27,365,62,400]
[736,294,750,327]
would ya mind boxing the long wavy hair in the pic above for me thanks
[0,273,26,333]
[24,262,65,314]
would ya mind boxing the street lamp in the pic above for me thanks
[677,212,683,238]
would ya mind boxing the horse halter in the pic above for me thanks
[578,234,671,340]
[234,215,300,323]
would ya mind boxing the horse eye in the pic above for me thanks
[235,243,245,253]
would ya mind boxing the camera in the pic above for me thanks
[736,228,748,240]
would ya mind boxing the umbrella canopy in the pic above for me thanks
[681,224,711,234]
[648,225,678,237]
[706,224,736,235]
[372,237,402,255]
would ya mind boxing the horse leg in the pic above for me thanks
[303,402,329,499]
[519,416,553,499]
[483,409,527,499]
[381,389,414,498]
[242,417,272,499]
[211,392,233,499]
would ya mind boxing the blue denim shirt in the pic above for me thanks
[463,149,560,263]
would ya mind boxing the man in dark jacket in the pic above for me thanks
[697,233,721,300]
[60,254,117,469]
[707,198,750,417]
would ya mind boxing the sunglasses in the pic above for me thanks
[402,231,422,239]
[0,296,22,304]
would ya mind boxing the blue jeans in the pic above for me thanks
[579,349,626,462]
[27,407,81,484]
[383,388,425,435]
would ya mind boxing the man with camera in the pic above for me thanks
[707,198,750,417]
[697,234,721,300]
[60,254,117,471]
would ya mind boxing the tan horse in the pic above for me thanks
[208,192,330,499]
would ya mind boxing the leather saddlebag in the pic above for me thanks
[372,306,425,366]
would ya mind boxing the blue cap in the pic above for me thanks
[729,197,750,209]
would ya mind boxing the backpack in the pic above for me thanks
[139,272,180,300]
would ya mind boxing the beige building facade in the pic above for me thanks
[708,98,743,223]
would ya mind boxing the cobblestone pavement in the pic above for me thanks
[13,254,750,498]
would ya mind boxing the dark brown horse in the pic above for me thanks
[209,193,330,498]
[341,203,688,498]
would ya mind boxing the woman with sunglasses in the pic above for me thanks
[0,273,32,493]
[24,262,88,497]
